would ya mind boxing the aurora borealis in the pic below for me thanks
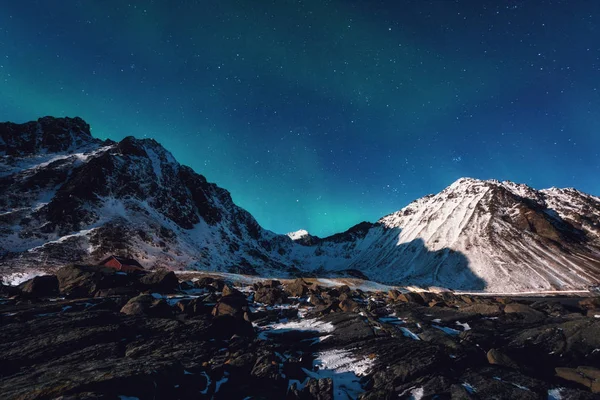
[1,0,599,237]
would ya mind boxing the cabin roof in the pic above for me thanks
[100,255,143,269]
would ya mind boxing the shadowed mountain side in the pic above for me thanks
[297,226,486,291]
[353,237,485,291]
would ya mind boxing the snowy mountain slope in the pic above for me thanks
[0,117,290,276]
[279,178,600,291]
[1,117,600,292]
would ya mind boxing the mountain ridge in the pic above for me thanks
[1,117,600,292]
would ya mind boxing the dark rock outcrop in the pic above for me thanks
[18,275,59,298]
[139,270,179,292]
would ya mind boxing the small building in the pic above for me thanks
[99,255,144,273]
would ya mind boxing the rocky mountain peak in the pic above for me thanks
[0,116,101,156]
[287,229,310,240]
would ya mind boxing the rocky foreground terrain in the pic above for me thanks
[1,267,600,399]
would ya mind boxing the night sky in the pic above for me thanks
[1,1,599,237]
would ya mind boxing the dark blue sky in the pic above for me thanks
[1,0,599,236]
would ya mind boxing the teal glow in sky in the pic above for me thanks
[1,0,599,236]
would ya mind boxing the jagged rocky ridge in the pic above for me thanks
[1,117,600,292]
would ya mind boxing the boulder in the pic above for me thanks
[556,366,600,393]
[338,285,351,294]
[262,279,281,288]
[210,279,227,291]
[18,275,59,298]
[178,297,213,316]
[506,319,600,370]
[293,378,334,400]
[339,298,359,312]
[388,289,401,301]
[285,278,310,297]
[504,303,546,323]
[487,348,520,369]
[579,298,600,311]
[0,283,21,297]
[94,286,140,298]
[396,292,426,305]
[254,286,287,305]
[222,284,243,297]
[210,315,255,339]
[212,294,249,320]
[308,293,326,306]
[120,294,172,318]
[193,276,215,288]
[250,353,282,380]
[56,265,134,298]
[139,270,179,292]
[307,302,338,317]
[459,303,502,317]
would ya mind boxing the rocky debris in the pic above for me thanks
[1,270,600,399]
[17,275,59,298]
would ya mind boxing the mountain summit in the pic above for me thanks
[1,118,600,292]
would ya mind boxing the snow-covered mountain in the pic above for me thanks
[2,117,600,292]
[0,117,289,277]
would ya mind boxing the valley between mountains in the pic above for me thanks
[2,117,600,292]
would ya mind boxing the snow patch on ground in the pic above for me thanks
[1,270,48,286]
[455,321,471,331]
[302,349,374,399]
[433,325,462,336]
[399,327,420,340]
[462,382,477,394]
[257,318,335,340]
[547,387,564,400]
[409,387,424,400]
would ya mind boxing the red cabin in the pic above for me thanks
[99,255,144,273]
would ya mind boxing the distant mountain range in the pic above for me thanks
[2,117,600,292]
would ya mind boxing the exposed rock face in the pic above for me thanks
[0,116,100,156]
[2,117,600,292]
